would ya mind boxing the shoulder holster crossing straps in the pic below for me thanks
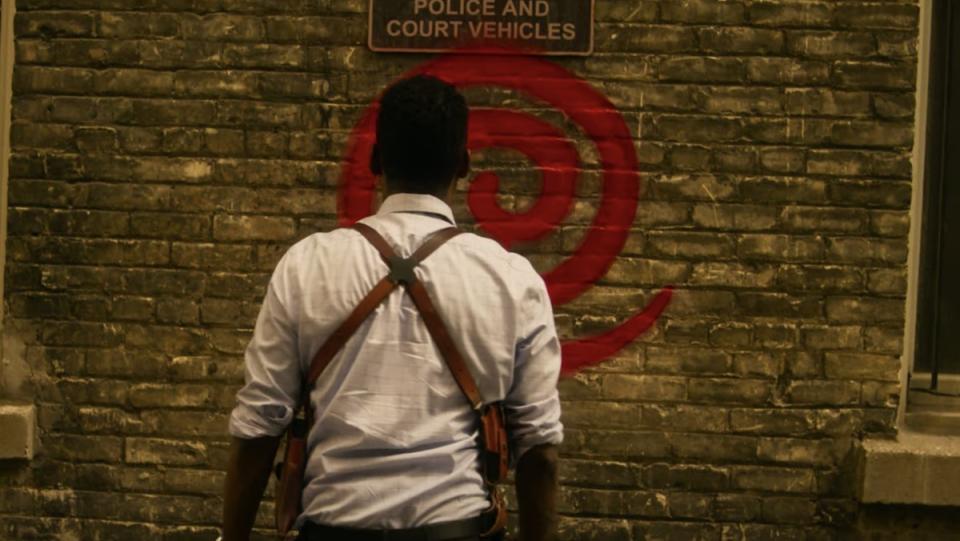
[302,223,469,395]
[288,222,508,537]
[275,223,468,538]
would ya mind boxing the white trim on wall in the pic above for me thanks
[899,0,934,429]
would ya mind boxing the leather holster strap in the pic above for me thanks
[305,223,469,389]
[406,278,484,410]
[352,223,483,410]
[353,222,464,274]
[306,276,397,385]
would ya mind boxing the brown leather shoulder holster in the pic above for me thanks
[275,223,509,538]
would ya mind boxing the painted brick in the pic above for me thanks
[748,2,833,28]
[732,466,816,493]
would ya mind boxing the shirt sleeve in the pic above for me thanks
[504,273,564,465]
[228,256,302,439]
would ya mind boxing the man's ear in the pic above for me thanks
[370,143,383,176]
[456,149,470,179]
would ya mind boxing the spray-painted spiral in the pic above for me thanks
[339,50,673,375]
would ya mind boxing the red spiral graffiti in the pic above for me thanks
[339,50,673,375]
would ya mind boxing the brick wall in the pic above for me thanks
[0,0,926,539]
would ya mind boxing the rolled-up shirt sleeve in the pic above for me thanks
[229,258,301,439]
[505,276,563,465]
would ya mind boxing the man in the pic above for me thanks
[221,75,563,541]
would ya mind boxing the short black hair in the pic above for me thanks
[375,75,469,194]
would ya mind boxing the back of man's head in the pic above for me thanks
[374,75,469,196]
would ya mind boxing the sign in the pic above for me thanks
[369,0,594,56]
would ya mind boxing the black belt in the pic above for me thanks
[300,511,499,541]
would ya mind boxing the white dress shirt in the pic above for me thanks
[228,193,564,529]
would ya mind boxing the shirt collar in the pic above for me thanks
[377,193,457,225]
